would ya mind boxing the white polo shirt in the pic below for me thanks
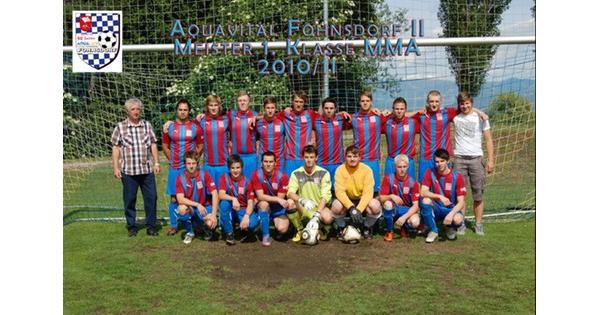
[453,111,491,157]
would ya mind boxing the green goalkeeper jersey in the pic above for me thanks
[287,165,332,204]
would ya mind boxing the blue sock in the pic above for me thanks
[219,200,233,234]
[383,208,395,232]
[178,213,193,234]
[259,211,270,237]
[168,201,178,228]
[420,203,438,234]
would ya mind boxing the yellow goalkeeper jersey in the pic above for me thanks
[334,162,374,212]
[287,165,332,204]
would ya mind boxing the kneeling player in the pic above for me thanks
[175,151,219,244]
[251,152,292,246]
[331,145,382,240]
[287,145,334,244]
[420,149,467,243]
[218,155,259,246]
[379,154,421,241]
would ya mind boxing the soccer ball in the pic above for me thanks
[97,31,118,49]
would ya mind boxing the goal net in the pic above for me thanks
[63,0,535,224]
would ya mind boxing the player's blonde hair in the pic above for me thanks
[204,95,222,115]
[237,90,251,100]
[394,154,409,166]
[427,90,442,102]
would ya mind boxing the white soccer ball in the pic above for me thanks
[97,31,118,49]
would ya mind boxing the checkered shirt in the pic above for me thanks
[111,119,157,175]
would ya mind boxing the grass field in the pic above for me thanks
[64,220,535,314]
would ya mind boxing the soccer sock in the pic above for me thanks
[178,213,193,234]
[259,211,270,237]
[321,224,331,235]
[420,203,438,234]
[383,208,395,232]
[168,201,178,228]
[365,213,380,228]
[287,209,303,231]
[219,200,234,234]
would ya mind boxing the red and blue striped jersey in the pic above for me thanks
[256,117,285,162]
[382,115,419,159]
[175,170,217,206]
[421,168,466,204]
[416,108,458,160]
[219,174,255,208]
[250,169,289,197]
[380,173,420,206]
[313,113,351,165]
[277,109,318,160]
[199,115,229,166]
[228,110,258,154]
[351,111,383,161]
[162,120,202,169]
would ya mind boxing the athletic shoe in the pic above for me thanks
[475,223,485,236]
[319,232,329,241]
[457,222,466,235]
[446,226,457,240]
[166,227,178,236]
[225,233,235,246]
[425,231,438,243]
[128,228,138,237]
[292,231,302,242]
[146,228,159,236]
[240,231,257,243]
[183,233,194,244]
[261,236,272,247]
[336,230,344,241]
[383,231,394,242]
[273,233,286,242]
[202,228,214,241]
[362,228,372,240]
[416,223,428,236]
[400,227,409,238]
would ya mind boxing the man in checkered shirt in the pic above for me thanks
[111,98,161,237]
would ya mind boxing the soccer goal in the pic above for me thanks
[63,0,535,224]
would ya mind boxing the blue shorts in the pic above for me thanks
[284,159,305,177]
[166,167,185,195]
[322,163,342,188]
[238,152,258,179]
[363,159,381,193]
[176,205,213,221]
[267,204,287,219]
[384,156,416,180]
[203,164,229,186]
[431,202,463,221]
[418,158,435,182]
[386,205,417,229]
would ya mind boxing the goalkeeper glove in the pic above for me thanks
[349,207,364,227]
[299,198,317,211]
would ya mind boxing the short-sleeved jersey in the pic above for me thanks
[380,173,420,207]
[199,115,229,166]
[313,113,351,165]
[351,111,383,161]
[287,166,332,204]
[219,174,255,208]
[256,117,285,160]
[382,115,419,159]
[415,107,458,160]
[228,110,258,154]
[277,109,319,160]
[421,168,467,204]
[175,170,217,206]
[250,169,289,197]
[162,120,202,169]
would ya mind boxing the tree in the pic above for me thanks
[438,0,511,96]
[488,92,533,124]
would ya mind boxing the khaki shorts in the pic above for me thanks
[453,155,486,201]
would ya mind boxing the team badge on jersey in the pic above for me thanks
[445,183,452,191]
[369,116,376,123]
[274,125,281,132]
[185,130,192,137]
[403,124,410,132]
[197,181,204,189]
[72,11,122,72]
[272,182,278,190]
[238,187,245,194]
[403,187,410,194]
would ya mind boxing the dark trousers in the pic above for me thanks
[122,173,157,230]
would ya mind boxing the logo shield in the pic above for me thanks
[73,12,121,70]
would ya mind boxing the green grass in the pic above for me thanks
[64,220,535,314]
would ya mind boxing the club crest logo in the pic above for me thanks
[72,11,122,72]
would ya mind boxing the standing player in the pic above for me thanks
[420,149,467,243]
[379,154,421,241]
[313,97,351,192]
[218,155,259,246]
[350,91,384,193]
[251,151,292,246]
[453,92,495,235]
[198,95,230,184]
[228,91,259,178]
[276,90,319,176]
[162,99,202,236]
[256,97,286,172]
[331,145,382,239]
[382,97,419,180]
[175,151,219,244]
[287,145,334,243]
